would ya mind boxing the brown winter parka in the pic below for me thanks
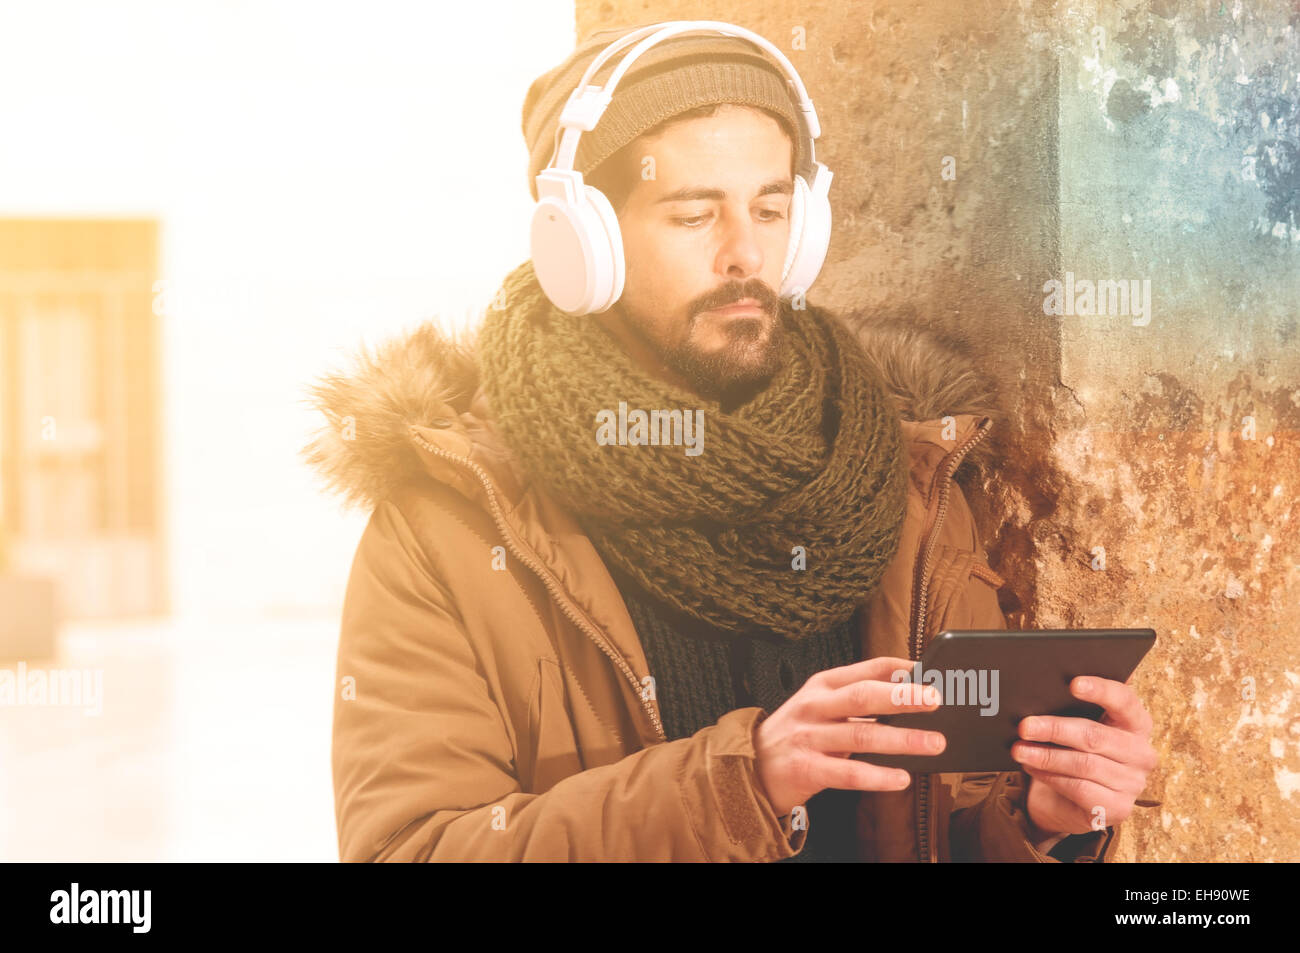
[303,311,1123,863]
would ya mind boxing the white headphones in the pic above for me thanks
[530,20,834,316]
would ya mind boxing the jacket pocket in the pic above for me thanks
[521,657,584,795]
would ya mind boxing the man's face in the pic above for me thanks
[606,104,794,406]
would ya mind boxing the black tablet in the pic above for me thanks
[853,628,1157,773]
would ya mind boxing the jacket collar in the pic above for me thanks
[303,310,1002,513]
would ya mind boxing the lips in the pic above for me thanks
[707,298,765,317]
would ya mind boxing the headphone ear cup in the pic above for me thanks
[779,174,809,297]
[530,178,625,315]
[780,171,832,301]
[582,184,625,314]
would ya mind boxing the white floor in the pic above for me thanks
[0,612,339,861]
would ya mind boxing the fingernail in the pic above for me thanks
[1076,678,1092,695]
[1022,717,1038,735]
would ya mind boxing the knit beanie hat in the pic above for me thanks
[521,21,808,202]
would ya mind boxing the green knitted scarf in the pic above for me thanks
[475,260,908,641]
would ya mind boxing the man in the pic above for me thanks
[303,22,1157,862]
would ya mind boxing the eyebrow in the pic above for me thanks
[653,179,794,204]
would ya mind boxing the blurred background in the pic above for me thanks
[2,0,1297,862]
[0,0,573,860]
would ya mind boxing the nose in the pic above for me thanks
[714,206,764,281]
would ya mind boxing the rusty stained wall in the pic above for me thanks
[573,0,1299,860]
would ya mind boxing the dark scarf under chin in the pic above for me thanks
[475,259,908,641]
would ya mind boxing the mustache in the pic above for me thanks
[691,281,780,321]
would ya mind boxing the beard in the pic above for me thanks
[662,313,786,408]
[617,286,787,410]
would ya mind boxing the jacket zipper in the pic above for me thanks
[409,430,667,743]
[909,417,993,863]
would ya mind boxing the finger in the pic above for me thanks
[815,677,942,720]
[1019,714,1153,769]
[809,720,946,757]
[815,656,920,691]
[1073,676,1152,736]
[1021,765,1131,824]
[1011,741,1146,795]
[806,751,914,793]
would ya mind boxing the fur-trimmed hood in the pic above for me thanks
[300,309,1002,513]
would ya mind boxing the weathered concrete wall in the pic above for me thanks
[573,1,1298,860]
[1049,1,1299,862]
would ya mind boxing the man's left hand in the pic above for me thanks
[1010,676,1157,839]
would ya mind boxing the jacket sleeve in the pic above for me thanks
[332,497,806,862]
[948,770,1123,862]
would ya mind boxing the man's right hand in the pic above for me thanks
[753,655,946,818]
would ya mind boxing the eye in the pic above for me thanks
[671,209,787,227]
[671,213,711,228]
